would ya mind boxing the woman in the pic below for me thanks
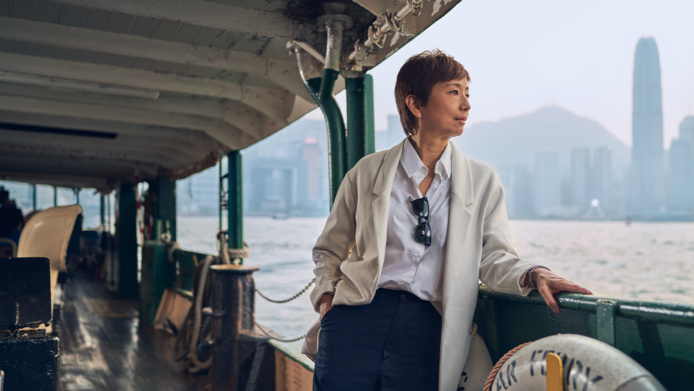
[304,49,592,391]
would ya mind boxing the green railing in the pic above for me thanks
[475,284,694,390]
[141,243,694,388]
[140,243,205,324]
[173,249,205,292]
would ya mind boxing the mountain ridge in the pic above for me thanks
[453,105,631,174]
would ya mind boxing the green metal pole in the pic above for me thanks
[346,74,376,170]
[100,194,105,229]
[227,151,243,262]
[140,178,177,325]
[117,183,139,299]
[53,187,57,206]
[106,193,111,233]
[363,74,376,156]
[219,157,224,233]
[75,189,80,205]
[32,184,37,211]
[305,69,347,208]
[152,177,177,241]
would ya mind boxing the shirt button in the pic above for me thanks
[400,294,406,301]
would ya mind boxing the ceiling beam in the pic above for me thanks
[0,128,200,166]
[0,110,223,152]
[0,16,312,102]
[0,83,281,140]
[0,169,115,192]
[0,83,223,117]
[52,0,304,40]
[0,141,219,185]
[0,52,296,124]
[0,94,255,149]
[0,141,179,170]
[0,151,160,183]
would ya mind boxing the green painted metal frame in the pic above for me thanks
[100,194,105,228]
[227,151,243,259]
[219,156,224,233]
[171,249,203,293]
[116,183,138,299]
[139,242,177,324]
[139,244,203,325]
[475,285,694,389]
[106,193,111,233]
[149,177,177,241]
[304,69,347,207]
[345,74,376,170]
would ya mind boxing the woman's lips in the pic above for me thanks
[455,117,467,124]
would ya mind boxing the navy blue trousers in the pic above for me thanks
[313,289,442,391]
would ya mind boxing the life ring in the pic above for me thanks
[457,330,494,390]
[483,334,666,391]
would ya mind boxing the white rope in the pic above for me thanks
[216,231,249,264]
[187,255,215,373]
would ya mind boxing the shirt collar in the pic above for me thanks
[401,138,452,180]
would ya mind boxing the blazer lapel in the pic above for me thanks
[442,144,475,310]
[371,139,406,267]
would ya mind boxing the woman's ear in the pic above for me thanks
[405,95,422,119]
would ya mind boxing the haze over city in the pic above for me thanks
[3,0,693,222]
[309,0,694,148]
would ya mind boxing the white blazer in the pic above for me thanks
[304,139,535,391]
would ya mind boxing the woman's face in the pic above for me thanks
[414,78,470,140]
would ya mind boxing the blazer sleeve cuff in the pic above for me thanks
[518,265,551,296]
[310,281,338,313]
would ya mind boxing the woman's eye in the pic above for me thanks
[450,90,459,95]
[465,94,470,98]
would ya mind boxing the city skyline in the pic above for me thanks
[306,1,694,150]
[3,105,693,221]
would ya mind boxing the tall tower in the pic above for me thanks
[631,37,665,216]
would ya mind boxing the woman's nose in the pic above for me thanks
[461,97,470,111]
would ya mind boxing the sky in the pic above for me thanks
[307,0,694,148]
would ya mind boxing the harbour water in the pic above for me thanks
[177,216,694,353]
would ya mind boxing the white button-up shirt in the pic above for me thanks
[377,139,452,302]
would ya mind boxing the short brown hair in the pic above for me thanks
[394,49,470,136]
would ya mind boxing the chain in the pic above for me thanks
[255,322,306,343]
[255,277,315,304]
[252,277,316,343]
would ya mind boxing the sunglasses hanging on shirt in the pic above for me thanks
[409,196,431,246]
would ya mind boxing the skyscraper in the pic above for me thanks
[592,146,613,215]
[533,151,561,217]
[570,147,591,212]
[631,37,665,216]
[667,139,694,211]
[512,165,534,218]
[667,116,694,213]
[680,115,694,159]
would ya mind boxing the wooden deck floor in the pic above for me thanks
[57,271,208,390]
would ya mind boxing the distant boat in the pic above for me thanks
[272,213,290,220]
